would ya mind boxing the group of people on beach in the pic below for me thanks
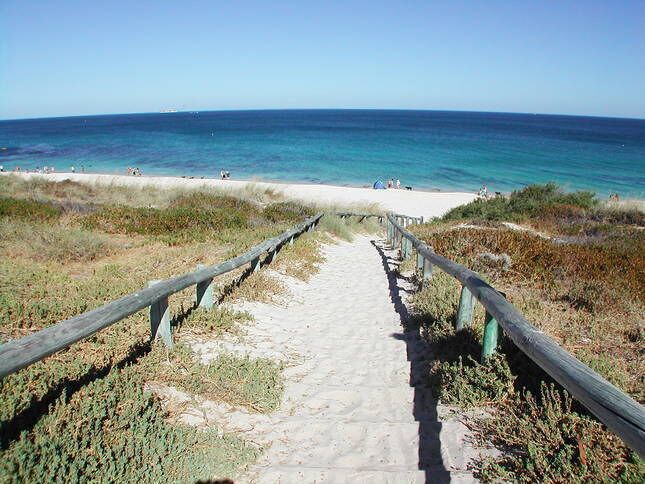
[126,167,142,176]
[386,179,401,189]
[220,169,231,180]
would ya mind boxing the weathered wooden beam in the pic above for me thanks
[148,280,172,347]
[196,264,214,310]
[456,285,475,330]
[386,213,645,457]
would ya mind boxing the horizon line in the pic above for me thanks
[1,107,644,123]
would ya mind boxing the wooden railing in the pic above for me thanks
[386,213,645,457]
[0,214,322,379]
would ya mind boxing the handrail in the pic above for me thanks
[386,213,645,457]
[0,213,323,379]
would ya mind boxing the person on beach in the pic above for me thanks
[71,166,75,173]
[396,179,401,189]
[387,179,393,189]
[0,165,3,172]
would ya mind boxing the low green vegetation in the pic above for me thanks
[143,344,284,413]
[0,177,328,482]
[0,366,259,483]
[406,184,644,482]
[317,213,381,241]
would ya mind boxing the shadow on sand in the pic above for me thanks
[371,239,452,483]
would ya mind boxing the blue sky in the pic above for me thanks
[1,0,644,120]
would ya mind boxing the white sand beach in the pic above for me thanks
[3,172,477,219]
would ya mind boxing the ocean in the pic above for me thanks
[1,110,644,198]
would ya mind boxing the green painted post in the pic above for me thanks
[267,248,276,264]
[196,264,214,310]
[386,220,392,246]
[252,257,261,272]
[455,285,475,330]
[148,280,172,347]
[419,216,424,224]
[416,252,424,271]
[481,311,500,361]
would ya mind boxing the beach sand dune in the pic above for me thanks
[3,172,476,219]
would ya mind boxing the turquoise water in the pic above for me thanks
[1,109,643,198]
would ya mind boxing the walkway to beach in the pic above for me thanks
[210,234,486,483]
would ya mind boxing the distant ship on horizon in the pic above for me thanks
[160,108,178,113]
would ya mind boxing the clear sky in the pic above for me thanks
[1,0,644,120]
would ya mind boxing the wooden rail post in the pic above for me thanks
[267,247,277,264]
[416,251,424,271]
[482,291,506,360]
[196,264,214,310]
[456,285,475,330]
[289,235,294,246]
[422,258,433,285]
[419,216,424,224]
[148,280,172,347]
[252,257,261,272]
[481,311,499,361]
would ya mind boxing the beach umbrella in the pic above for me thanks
[373,180,386,189]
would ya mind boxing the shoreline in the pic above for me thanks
[1,172,478,219]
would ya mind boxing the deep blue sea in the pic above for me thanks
[1,110,644,198]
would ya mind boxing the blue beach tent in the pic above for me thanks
[373,180,386,189]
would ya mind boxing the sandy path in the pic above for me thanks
[188,234,484,484]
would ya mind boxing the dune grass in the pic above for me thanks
[0,178,328,482]
[408,184,643,482]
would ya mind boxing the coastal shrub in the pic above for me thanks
[476,383,641,483]
[0,366,258,483]
[81,205,249,244]
[144,345,284,413]
[170,191,257,215]
[435,353,515,407]
[228,270,286,304]
[416,226,645,303]
[263,201,314,222]
[317,214,354,241]
[180,304,253,335]
[409,194,644,481]
[0,219,111,263]
[442,183,597,222]
[0,197,61,222]
[274,232,325,281]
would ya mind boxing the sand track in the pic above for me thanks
[180,234,486,484]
